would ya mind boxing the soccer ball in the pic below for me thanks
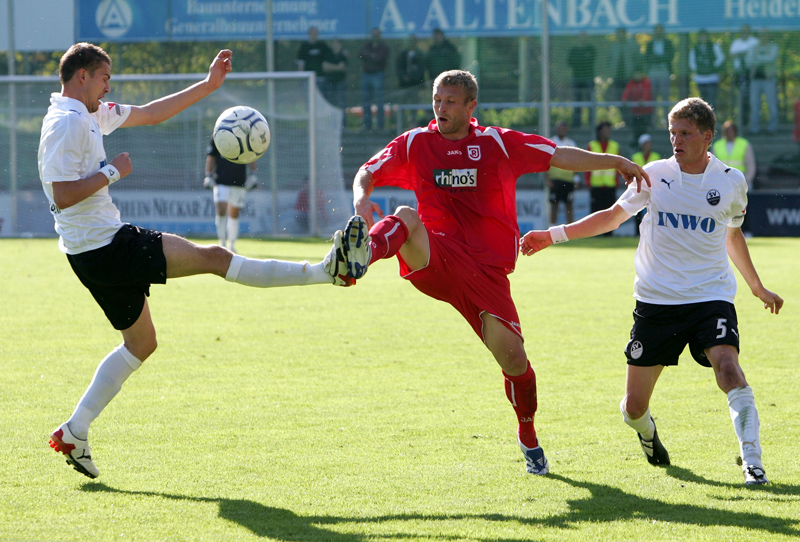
[212,106,271,164]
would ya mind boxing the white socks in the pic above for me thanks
[227,217,240,249]
[225,254,331,287]
[728,385,762,467]
[215,214,227,247]
[621,398,655,441]
[67,344,142,440]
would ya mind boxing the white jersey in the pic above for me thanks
[38,94,131,254]
[617,153,747,305]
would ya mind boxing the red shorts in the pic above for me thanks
[397,230,522,342]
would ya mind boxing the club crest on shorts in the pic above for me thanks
[629,340,644,360]
[706,189,721,206]
[467,145,481,160]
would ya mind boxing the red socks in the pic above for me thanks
[503,362,539,449]
[368,215,409,265]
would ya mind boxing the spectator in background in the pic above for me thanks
[608,27,641,101]
[712,120,756,189]
[631,133,661,168]
[204,137,258,253]
[396,34,426,92]
[621,66,654,147]
[567,32,597,127]
[546,121,579,225]
[425,28,460,82]
[359,27,390,131]
[747,29,779,135]
[644,25,675,118]
[321,38,348,115]
[586,121,622,235]
[689,29,725,108]
[296,26,332,90]
[396,34,427,127]
[729,25,759,125]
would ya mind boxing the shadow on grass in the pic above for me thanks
[82,475,800,540]
[666,464,800,496]
[536,473,800,536]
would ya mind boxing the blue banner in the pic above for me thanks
[77,0,800,43]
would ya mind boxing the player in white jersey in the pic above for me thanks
[519,98,783,485]
[40,43,354,479]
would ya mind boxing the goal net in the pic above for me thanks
[0,71,351,238]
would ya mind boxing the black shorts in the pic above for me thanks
[548,180,575,204]
[625,300,740,368]
[67,225,167,330]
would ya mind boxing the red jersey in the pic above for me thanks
[363,118,556,271]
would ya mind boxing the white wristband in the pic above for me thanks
[99,165,120,185]
[548,225,569,244]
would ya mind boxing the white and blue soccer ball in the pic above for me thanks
[212,105,271,164]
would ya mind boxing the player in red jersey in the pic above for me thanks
[340,70,649,474]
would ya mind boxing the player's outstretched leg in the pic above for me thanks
[49,422,99,479]
[621,402,670,466]
[343,216,372,279]
[323,230,356,286]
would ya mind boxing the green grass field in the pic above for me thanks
[1,237,798,541]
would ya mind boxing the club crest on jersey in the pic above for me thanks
[467,145,481,160]
[706,189,721,206]
[434,168,478,189]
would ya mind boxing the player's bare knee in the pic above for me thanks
[393,206,421,228]
[715,357,747,391]
[622,393,648,420]
[207,243,234,276]
[125,333,157,361]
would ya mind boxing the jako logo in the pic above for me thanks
[97,0,133,39]
[434,169,478,187]
[656,211,716,233]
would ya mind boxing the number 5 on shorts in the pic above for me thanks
[716,318,727,339]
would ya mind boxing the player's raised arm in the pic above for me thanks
[550,146,651,192]
[123,50,233,128]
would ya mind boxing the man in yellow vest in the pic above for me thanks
[586,122,621,235]
[712,120,756,234]
[632,133,661,167]
[712,120,756,188]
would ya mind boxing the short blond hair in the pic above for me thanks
[432,70,478,103]
[668,97,716,137]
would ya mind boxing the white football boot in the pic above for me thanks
[343,215,372,279]
[323,230,355,287]
[49,422,99,479]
